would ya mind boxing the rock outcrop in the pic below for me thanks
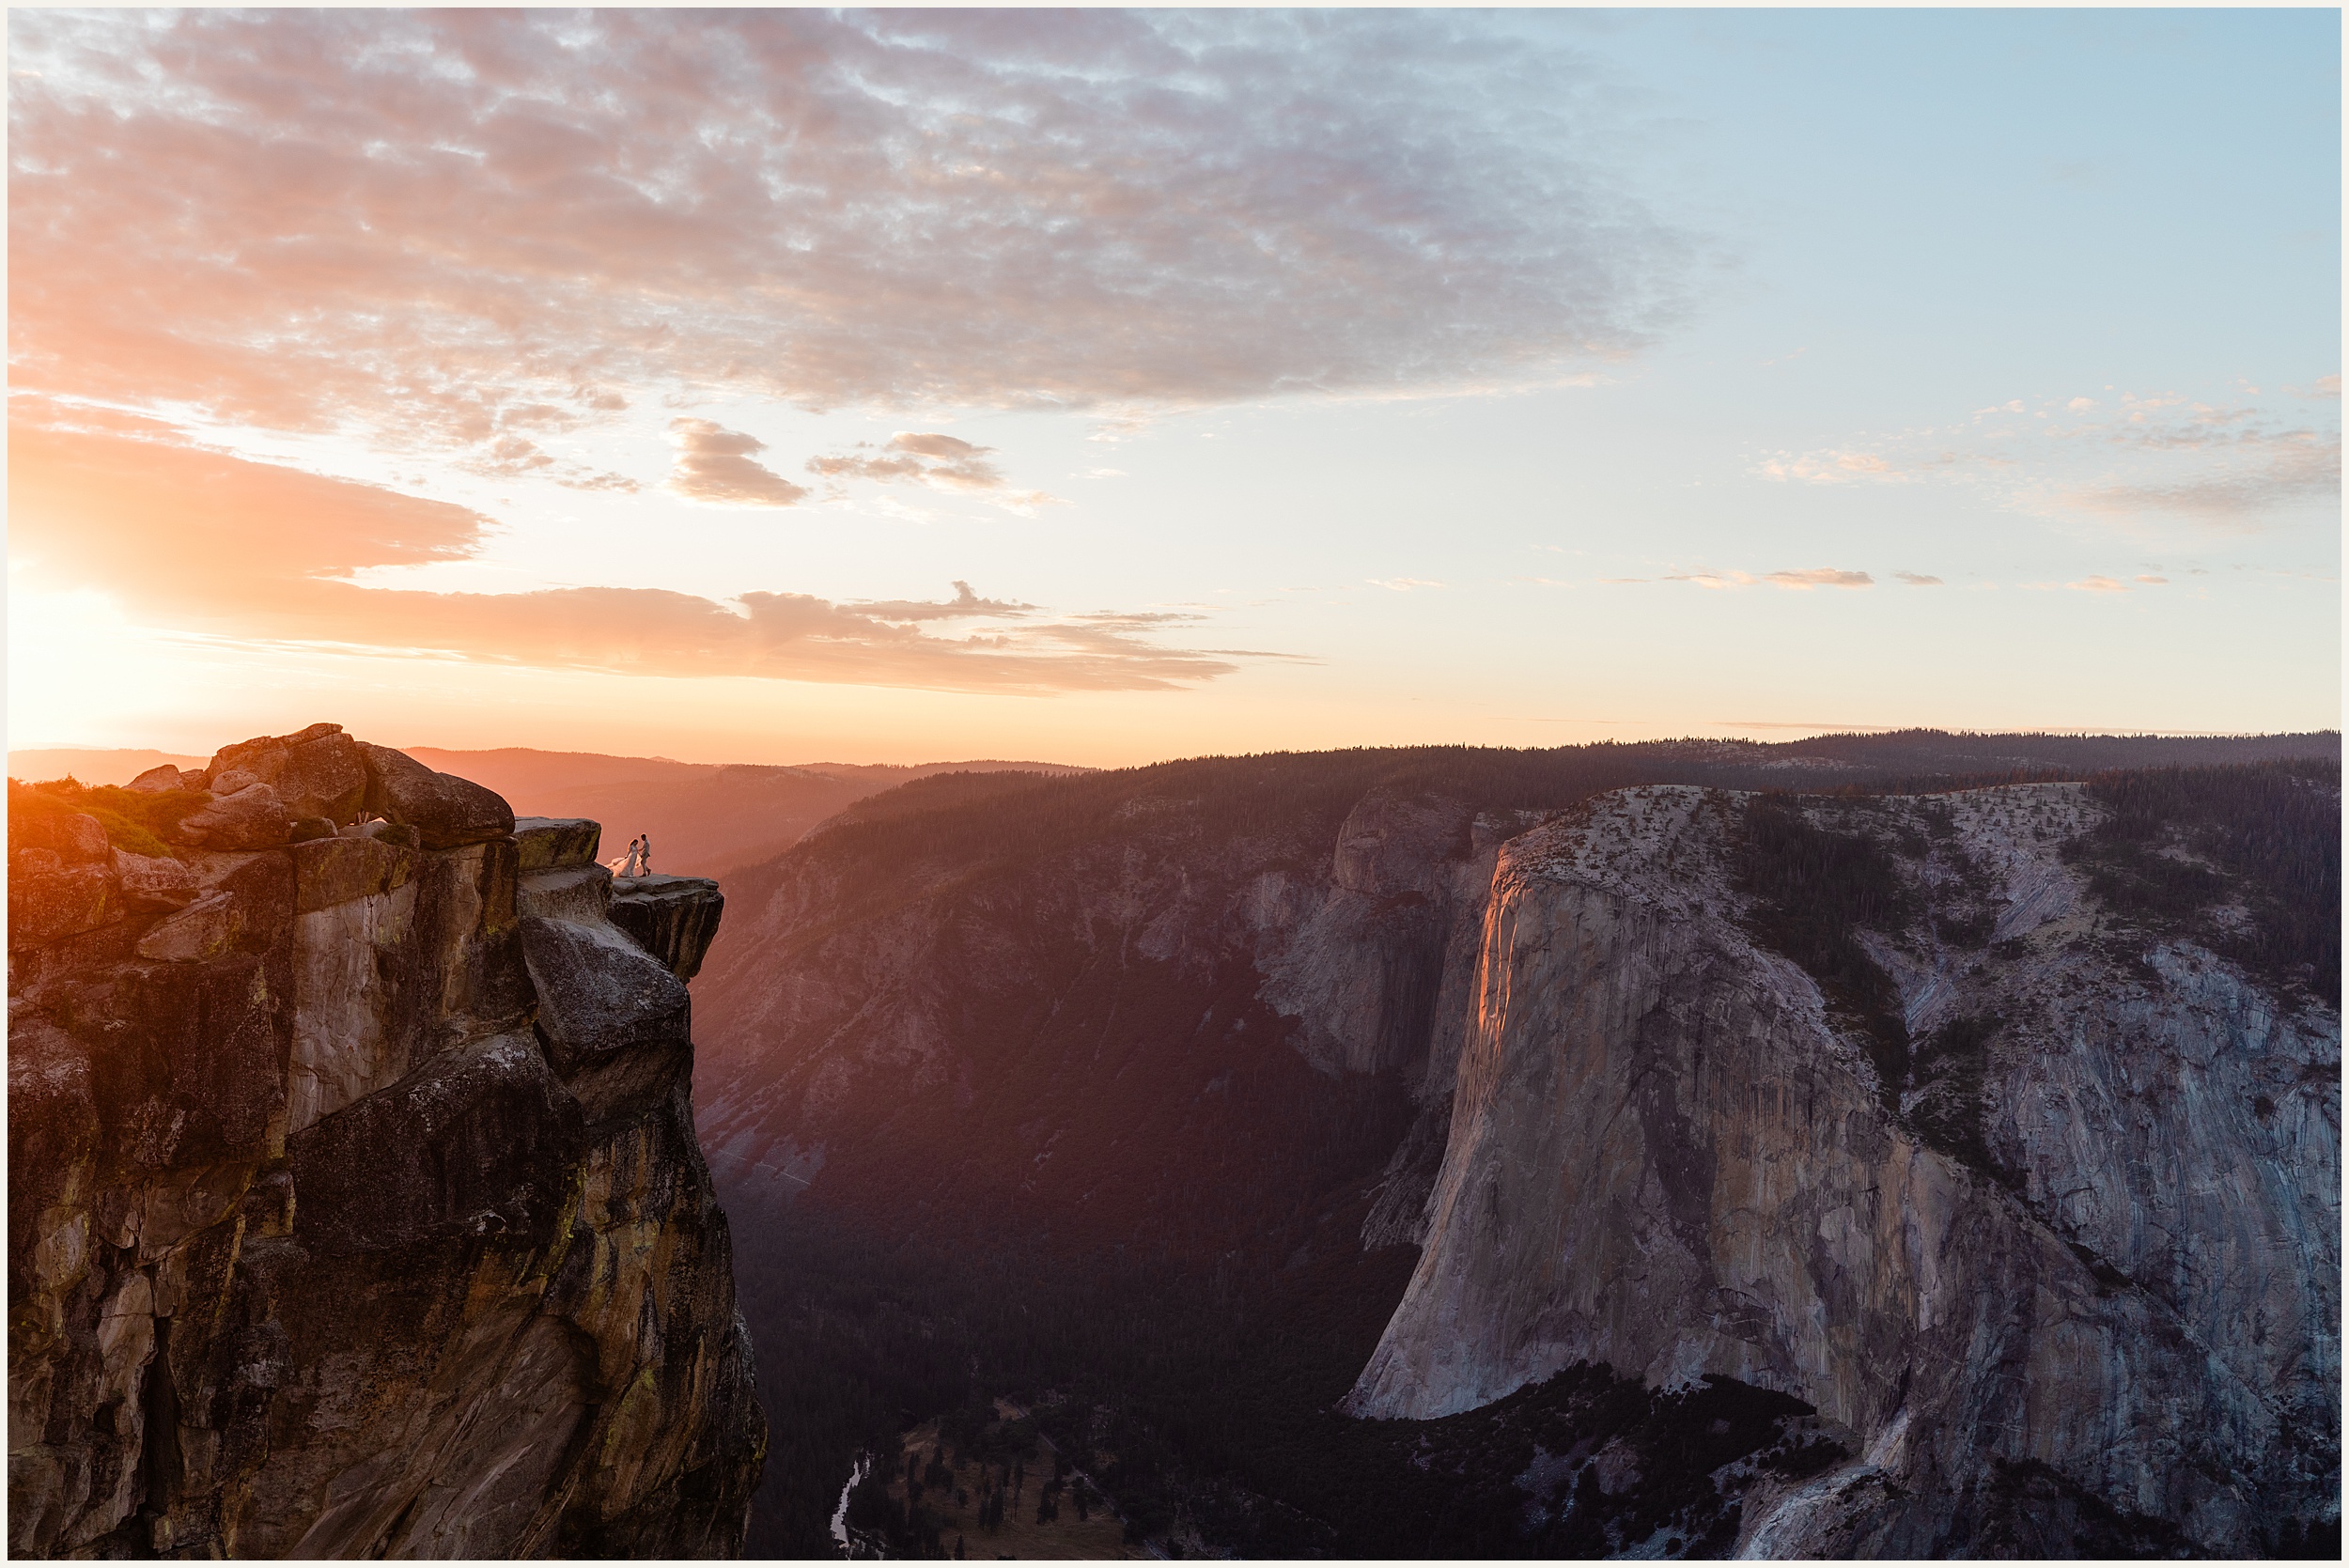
[608,875,726,984]
[685,745,2336,1555]
[8,726,765,1558]
[1344,784,2339,1556]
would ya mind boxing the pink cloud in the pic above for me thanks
[668,419,809,507]
[8,9,1688,464]
[8,420,1237,692]
[1660,567,1875,591]
[1763,567,1874,590]
[807,432,1011,495]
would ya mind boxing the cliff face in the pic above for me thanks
[692,776,1505,1271]
[8,726,764,1558]
[1345,784,2339,1555]
[686,747,2335,1555]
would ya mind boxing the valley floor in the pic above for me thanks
[848,1405,1146,1560]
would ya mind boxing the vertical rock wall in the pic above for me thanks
[1344,784,2339,1555]
[8,727,764,1558]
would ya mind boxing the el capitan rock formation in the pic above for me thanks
[1344,784,2337,1555]
[8,725,764,1557]
[691,738,2337,1556]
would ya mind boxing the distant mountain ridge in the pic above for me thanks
[8,745,1094,883]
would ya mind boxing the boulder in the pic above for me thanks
[126,765,194,795]
[340,819,421,850]
[134,892,242,964]
[359,743,514,851]
[277,729,369,823]
[113,849,203,912]
[201,735,280,785]
[202,725,368,824]
[518,864,614,926]
[288,1032,584,1258]
[513,817,602,873]
[7,857,117,950]
[185,849,298,956]
[520,915,692,1124]
[175,783,292,851]
[290,834,417,914]
[13,810,111,865]
[608,876,726,981]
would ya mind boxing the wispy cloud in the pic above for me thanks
[1368,577,1446,591]
[1752,380,2341,528]
[806,431,1064,512]
[848,581,1035,623]
[8,8,1697,468]
[1660,567,1872,591]
[1762,567,1873,590]
[1750,450,1902,485]
[1893,571,1944,586]
[811,433,998,490]
[2052,430,2340,526]
[668,419,809,506]
[9,419,1242,692]
[2068,575,2129,593]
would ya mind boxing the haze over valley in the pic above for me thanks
[7,7,2338,1560]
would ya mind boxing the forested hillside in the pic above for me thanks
[689,732,2339,1557]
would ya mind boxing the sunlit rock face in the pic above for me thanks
[8,729,763,1559]
[1345,784,2340,1556]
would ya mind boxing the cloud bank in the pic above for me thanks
[9,8,1692,460]
[8,419,1235,692]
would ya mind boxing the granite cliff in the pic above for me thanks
[690,739,2336,1556]
[8,725,765,1558]
[1346,783,2339,1556]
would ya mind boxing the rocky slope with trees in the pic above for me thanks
[690,732,2337,1557]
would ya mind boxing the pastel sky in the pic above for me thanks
[8,7,2340,768]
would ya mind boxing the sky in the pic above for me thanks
[8,7,2341,768]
